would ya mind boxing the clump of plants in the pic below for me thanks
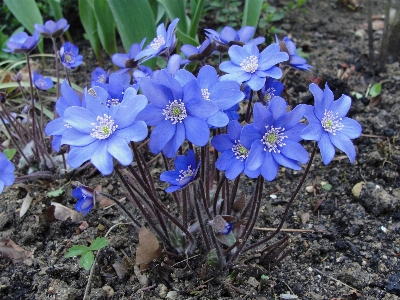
[1,7,361,286]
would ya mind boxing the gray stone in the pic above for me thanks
[358,182,399,216]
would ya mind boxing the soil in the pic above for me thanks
[1,0,400,299]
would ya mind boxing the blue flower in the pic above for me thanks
[205,25,265,53]
[212,120,260,180]
[91,67,110,87]
[301,83,362,165]
[175,65,244,128]
[160,149,200,192]
[0,152,15,194]
[34,18,69,38]
[244,77,284,103]
[112,39,146,72]
[135,18,179,62]
[180,38,216,63]
[137,70,219,158]
[61,87,148,175]
[60,42,83,69]
[276,36,312,71]
[219,44,289,91]
[241,98,309,181]
[33,70,54,90]
[45,80,85,151]
[72,185,95,215]
[3,31,40,53]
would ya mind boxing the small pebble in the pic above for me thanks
[305,186,314,193]
[102,285,114,298]
[381,226,387,233]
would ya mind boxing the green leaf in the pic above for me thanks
[369,83,382,98]
[89,237,109,251]
[242,0,263,28]
[157,0,188,34]
[3,148,16,160]
[79,0,101,63]
[321,183,332,191]
[93,0,117,56]
[64,245,89,258]
[189,0,204,39]
[46,0,63,21]
[106,0,156,53]
[80,251,95,270]
[4,0,44,53]
[47,187,65,197]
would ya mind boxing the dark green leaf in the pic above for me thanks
[89,237,109,251]
[80,251,94,270]
[79,0,101,62]
[321,183,332,191]
[47,188,65,198]
[242,0,263,27]
[93,0,117,56]
[369,83,382,98]
[64,245,89,258]
[189,0,204,39]
[157,0,188,34]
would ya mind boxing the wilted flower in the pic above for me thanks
[34,18,69,38]
[212,120,260,180]
[205,25,265,53]
[33,70,54,90]
[301,83,362,164]
[241,98,309,181]
[72,185,95,215]
[160,149,200,192]
[276,36,312,71]
[135,18,179,62]
[219,43,288,91]
[60,42,83,69]
[3,31,40,53]
[61,87,147,175]
[0,152,15,194]
[137,70,219,158]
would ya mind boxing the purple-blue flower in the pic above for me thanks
[91,67,109,87]
[137,70,219,158]
[33,70,54,90]
[72,185,95,215]
[34,18,69,38]
[112,39,146,73]
[61,86,148,175]
[205,25,265,53]
[212,120,260,180]
[219,44,289,91]
[241,98,309,181]
[0,152,15,194]
[276,36,312,71]
[301,83,362,165]
[175,65,244,128]
[60,42,83,69]
[244,77,284,103]
[160,149,200,192]
[180,38,216,63]
[45,80,85,151]
[3,31,40,53]
[135,18,179,62]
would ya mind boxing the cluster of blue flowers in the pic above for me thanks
[2,17,362,229]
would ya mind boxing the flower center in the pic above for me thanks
[201,88,210,100]
[232,140,249,161]
[261,125,287,153]
[36,78,47,88]
[265,87,276,102]
[177,165,194,182]
[106,98,121,108]
[321,110,343,134]
[240,55,258,73]
[90,114,118,139]
[163,99,187,124]
[97,74,106,83]
[150,35,165,50]
[63,52,75,63]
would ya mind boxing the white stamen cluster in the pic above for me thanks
[265,87,276,102]
[232,140,249,161]
[201,88,211,100]
[240,55,258,73]
[97,74,106,83]
[64,123,72,129]
[176,165,194,182]
[63,51,75,63]
[90,114,117,139]
[150,35,165,50]
[106,98,121,107]
[163,99,187,124]
[321,109,344,134]
[261,125,287,153]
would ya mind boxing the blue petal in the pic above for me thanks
[136,104,165,126]
[61,128,96,146]
[219,61,244,74]
[186,98,218,119]
[275,103,305,129]
[160,170,181,185]
[267,96,287,121]
[215,150,235,171]
[184,116,210,146]
[156,70,183,100]
[340,117,362,139]
[272,152,302,170]
[309,83,324,119]
[252,103,273,132]
[197,65,218,89]
[182,79,202,103]
[64,106,96,133]
[237,26,255,42]
[107,135,133,166]
[162,123,185,158]
[260,151,279,181]
[220,26,238,44]
[91,141,114,175]
[174,69,196,86]
[303,105,320,123]
[139,77,173,107]
[115,94,147,128]
[225,159,244,180]
[285,123,307,142]
[207,111,229,127]
[220,71,251,84]
[210,88,244,110]
[318,132,335,165]
[240,124,262,149]
[259,44,289,70]
[330,131,357,163]
[247,74,266,91]
[301,122,323,141]
[228,120,242,141]
[329,94,351,118]
[261,66,283,79]
[212,134,233,152]
[67,141,101,168]
[114,121,148,142]
[246,140,264,171]
[280,140,309,164]
[149,120,176,154]
[227,45,250,65]
[45,118,67,136]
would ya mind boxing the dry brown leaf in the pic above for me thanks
[136,227,162,271]
[79,221,89,231]
[19,191,33,218]
[51,202,82,223]
[113,261,128,279]
[232,195,246,213]
[0,238,32,264]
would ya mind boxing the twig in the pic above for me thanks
[253,227,330,234]
[314,268,361,293]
